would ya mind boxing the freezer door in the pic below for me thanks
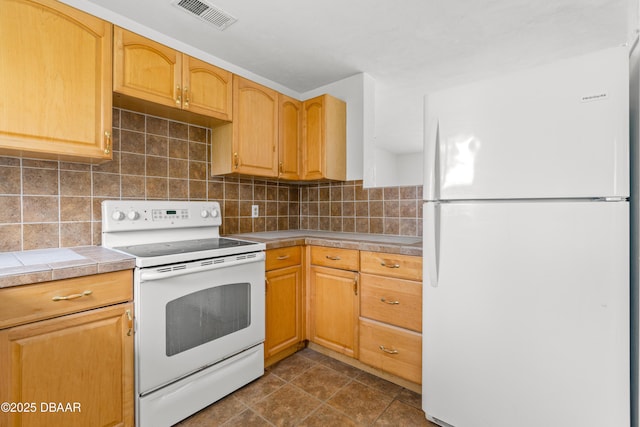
[422,201,629,427]
[424,47,628,201]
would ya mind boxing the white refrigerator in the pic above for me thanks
[422,46,630,427]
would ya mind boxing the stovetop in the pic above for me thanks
[112,237,265,268]
[114,238,257,258]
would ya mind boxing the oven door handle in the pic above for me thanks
[140,252,265,281]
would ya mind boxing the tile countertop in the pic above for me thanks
[0,246,135,288]
[0,231,420,288]
[229,230,423,256]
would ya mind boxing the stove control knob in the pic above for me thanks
[127,211,140,220]
[201,209,210,218]
[211,209,219,218]
[112,210,125,221]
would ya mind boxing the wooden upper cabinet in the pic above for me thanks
[113,27,181,109]
[183,56,232,120]
[302,94,347,181]
[0,0,113,163]
[113,27,231,121]
[278,94,302,180]
[233,77,278,176]
[212,76,278,177]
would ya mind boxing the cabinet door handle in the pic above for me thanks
[104,131,112,155]
[276,254,290,260]
[183,86,189,108]
[379,345,399,355]
[234,152,239,169]
[353,277,358,296]
[176,85,182,106]
[381,260,400,269]
[325,255,341,261]
[52,290,92,302]
[279,161,283,175]
[126,309,133,336]
[380,297,400,305]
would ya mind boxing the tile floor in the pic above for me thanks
[175,348,439,426]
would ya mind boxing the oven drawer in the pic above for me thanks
[0,270,133,329]
[360,251,422,281]
[310,246,358,271]
[359,317,422,384]
[360,273,422,332]
[266,246,301,270]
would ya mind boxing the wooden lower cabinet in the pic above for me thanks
[359,317,422,384]
[0,270,134,427]
[0,303,134,427]
[358,251,423,385]
[265,265,303,358]
[265,247,304,365]
[309,265,359,358]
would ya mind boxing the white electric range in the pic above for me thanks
[102,200,265,427]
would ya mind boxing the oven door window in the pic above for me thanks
[165,282,251,356]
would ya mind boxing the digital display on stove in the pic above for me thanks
[152,208,189,221]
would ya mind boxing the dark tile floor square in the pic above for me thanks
[175,348,438,426]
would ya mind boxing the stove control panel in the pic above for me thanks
[102,200,222,232]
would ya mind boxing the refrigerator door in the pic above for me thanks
[422,200,629,427]
[424,46,629,201]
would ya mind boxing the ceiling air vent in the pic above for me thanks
[171,0,237,31]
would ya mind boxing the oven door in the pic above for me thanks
[135,251,265,395]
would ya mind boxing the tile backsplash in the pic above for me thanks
[0,108,422,252]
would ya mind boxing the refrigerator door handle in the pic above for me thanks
[424,202,440,287]
[423,98,440,201]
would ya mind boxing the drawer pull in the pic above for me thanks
[380,297,400,305]
[52,290,93,302]
[126,309,133,336]
[326,255,341,261]
[379,345,399,355]
[381,261,401,269]
[276,254,291,260]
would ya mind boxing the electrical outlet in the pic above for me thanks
[251,205,259,218]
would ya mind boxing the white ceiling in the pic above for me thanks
[63,0,632,153]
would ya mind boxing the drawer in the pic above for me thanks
[360,273,422,332]
[310,246,359,271]
[360,251,422,281]
[359,317,421,384]
[0,270,133,329]
[266,246,302,271]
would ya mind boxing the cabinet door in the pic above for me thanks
[309,266,359,358]
[265,265,303,357]
[0,0,112,163]
[232,77,278,177]
[0,303,134,427]
[278,94,301,180]
[113,27,182,109]
[183,56,232,120]
[302,96,325,180]
[302,94,346,181]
